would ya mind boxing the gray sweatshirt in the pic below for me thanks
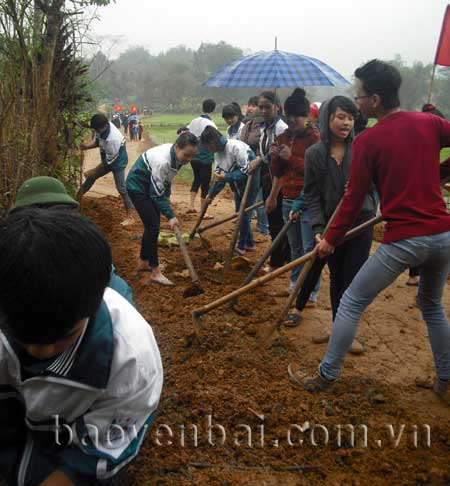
[304,98,377,235]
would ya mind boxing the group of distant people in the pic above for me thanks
[112,112,144,141]
[1,58,450,486]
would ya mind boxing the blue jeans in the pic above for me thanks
[234,178,259,250]
[282,199,305,286]
[255,188,269,235]
[83,163,133,210]
[320,231,450,382]
[300,209,321,300]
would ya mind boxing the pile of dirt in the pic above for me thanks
[83,188,450,485]
[373,222,385,243]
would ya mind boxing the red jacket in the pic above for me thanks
[326,111,450,246]
[271,125,320,200]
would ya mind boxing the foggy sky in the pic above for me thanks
[91,0,449,78]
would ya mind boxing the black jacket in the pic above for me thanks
[304,98,377,234]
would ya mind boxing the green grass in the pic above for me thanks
[142,113,227,144]
[177,164,194,183]
[440,148,450,161]
[141,113,450,184]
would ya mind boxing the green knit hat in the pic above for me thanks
[13,176,79,210]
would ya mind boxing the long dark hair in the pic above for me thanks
[200,126,223,146]
[284,88,310,117]
[222,102,244,123]
[259,91,283,116]
[175,131,198,148]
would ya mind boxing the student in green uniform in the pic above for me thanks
[81,114,134,226]
[126,132,198,286]
[11,176,134,305]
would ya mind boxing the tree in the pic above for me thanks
[0,0,114,212]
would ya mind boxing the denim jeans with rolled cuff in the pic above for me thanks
[320,231,450,382]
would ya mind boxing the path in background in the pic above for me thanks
[83,136,152,199]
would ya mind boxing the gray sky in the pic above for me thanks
[92,0,449,78]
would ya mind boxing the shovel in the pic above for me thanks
[189,175,216,240]
[229,218,292,310]
[197,201,264,235]
[223,173,254,275]
[192,215,382,339]
[258,201,343,347]
[173,224,204,298]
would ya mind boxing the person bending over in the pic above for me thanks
[0,208,163,485]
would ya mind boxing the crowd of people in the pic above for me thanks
[1,58,450,485]
[112,112,144,142]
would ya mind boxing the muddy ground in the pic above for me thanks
[82,137,450,486]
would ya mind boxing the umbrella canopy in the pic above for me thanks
[203,50,350,88]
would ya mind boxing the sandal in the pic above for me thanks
[186,209,197,214]
[150,275,175,286]
[203,213,214,220]
[120,216,135,227]
[284,313,302,328]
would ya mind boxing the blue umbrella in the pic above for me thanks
[203,50,350,88]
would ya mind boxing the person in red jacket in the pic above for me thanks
[266,88,319,298]
[289,60,450,406]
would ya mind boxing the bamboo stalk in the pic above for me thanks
[223,173,254,275]
[259,201,343,346]
[428,64,437,104]
[192,215,382,320]
[189,175,216,240]
[198,200,263,234]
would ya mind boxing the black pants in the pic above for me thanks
[409,267,419,277]
[128,191,160,267]
[190,161,212,199]
[260,164,291,268]
[296,226,373,319]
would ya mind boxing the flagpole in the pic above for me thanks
[428,64,437,104]
[429,5,450,103]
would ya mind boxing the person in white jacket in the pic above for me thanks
[0,208,163,486]
[81,114,134,227]
[222,103,245,140]
[187,99,217,215]
[126,132,199,286]
[201,126,260,255]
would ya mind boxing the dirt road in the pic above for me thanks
[82,134,450,485]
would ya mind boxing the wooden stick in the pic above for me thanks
[189,175,216,240]
[194,252,314,318]
[223,173,254,275]
[78,150,85,206]
[198,201,263,234]
[240,218,292,288]
[173,224,199,283]
[428,64,437,104]
[192,215,382,321]
[259,201,343,346]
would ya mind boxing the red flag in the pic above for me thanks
[435,5,450,66]
[114,105,123,112]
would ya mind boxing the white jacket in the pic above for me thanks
[214,139,252,175]
[0,288,163,484]
[97,122,126,165]
[187,115,217,138]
